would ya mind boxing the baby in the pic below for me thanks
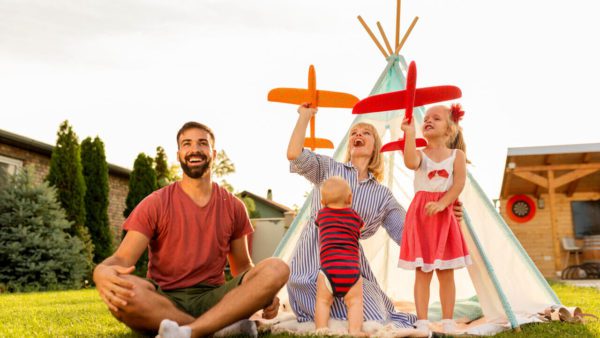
[315,176,366,336]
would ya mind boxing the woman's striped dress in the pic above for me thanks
[288,149,417,328]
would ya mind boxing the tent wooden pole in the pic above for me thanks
[377,21,394,55]
[395,0,401,52]
[395,16,418,54]
[357,16,389,58]
[547,170,562,273]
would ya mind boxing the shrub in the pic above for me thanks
[0,168,88,292]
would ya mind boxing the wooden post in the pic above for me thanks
[547,170,562,273]
[377,21,394,55]
[395,16,419,54]
[357,16,389,58]
[566,153,592,196]
[395,0,401,52]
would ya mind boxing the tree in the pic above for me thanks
[123,153,158,277]
[212,150,236,178]
[124,154,158,218]
[0,167,88,292]
[154,146,170,188]
[46,121,94,274]
[238,194,260,219]
[47,121,86,234]
[212,150,236,192]
[81,136,113,263]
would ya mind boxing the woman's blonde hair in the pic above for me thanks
[343,122,384,182]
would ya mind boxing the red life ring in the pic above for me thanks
[506,194,536,223]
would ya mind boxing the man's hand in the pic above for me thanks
[262,296,280,319]
[93,264,136,312]
[453,200,463,222]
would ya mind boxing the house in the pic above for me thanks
[498,143,600,277]
[239,189,293,219]
[0,128,130,239]
[239,189,296,263]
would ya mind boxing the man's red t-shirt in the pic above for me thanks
[123,182,254,290]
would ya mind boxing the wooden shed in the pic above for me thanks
[499,143,600,277]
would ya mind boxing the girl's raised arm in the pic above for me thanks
[401,117,421,170]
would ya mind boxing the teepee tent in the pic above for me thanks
[273,3,560,335]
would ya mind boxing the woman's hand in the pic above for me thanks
[453,200,463,221]
[262,296,280,319]
[297,103,317,119]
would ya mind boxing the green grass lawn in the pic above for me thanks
[0,281,598,337]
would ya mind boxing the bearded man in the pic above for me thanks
[93,122,289,337]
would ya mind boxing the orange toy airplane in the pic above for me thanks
[268,65,359,150]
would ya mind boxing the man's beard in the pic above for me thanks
[179,152,212,179]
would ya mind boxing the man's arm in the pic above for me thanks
[93,231,150,311]
[227,236,254,277]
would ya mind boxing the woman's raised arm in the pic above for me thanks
[287,103,316,160]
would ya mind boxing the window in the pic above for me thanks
[571,200,600,238]
[0,154,23,178]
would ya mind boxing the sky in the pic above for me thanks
[1,0,599,209]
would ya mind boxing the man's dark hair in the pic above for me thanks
[176,122,215,148]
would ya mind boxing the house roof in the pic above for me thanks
[0,128,130,178]
[500,143,600,198]
[507,143,600,156]
[239,190,292,213]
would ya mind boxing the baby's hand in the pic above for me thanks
[400,116,415,135]
[425,201,446,216]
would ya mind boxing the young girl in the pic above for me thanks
[398,104,472,335]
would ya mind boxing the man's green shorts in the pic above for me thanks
[150,273,246,318]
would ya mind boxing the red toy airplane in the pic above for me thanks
[352,61,462,152]
[268,65,359,150]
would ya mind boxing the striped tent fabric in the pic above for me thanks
[273,54,561,335]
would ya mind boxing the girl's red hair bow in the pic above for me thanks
[451,103,464,123]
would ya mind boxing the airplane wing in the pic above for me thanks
[268,88,358,108]
[380,138,428,153]
[268,88,310,105]
[316,90,359,108]
[304,137,334,150]
[352,86,462,114]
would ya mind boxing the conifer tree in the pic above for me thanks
[155,146,170,188]
[81,136,113,263]
[123,153,157,277]
[0,168,88,291]
[46,121,94,274]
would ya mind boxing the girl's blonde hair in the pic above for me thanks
[343,122,384,182]
[438,104,468,161]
